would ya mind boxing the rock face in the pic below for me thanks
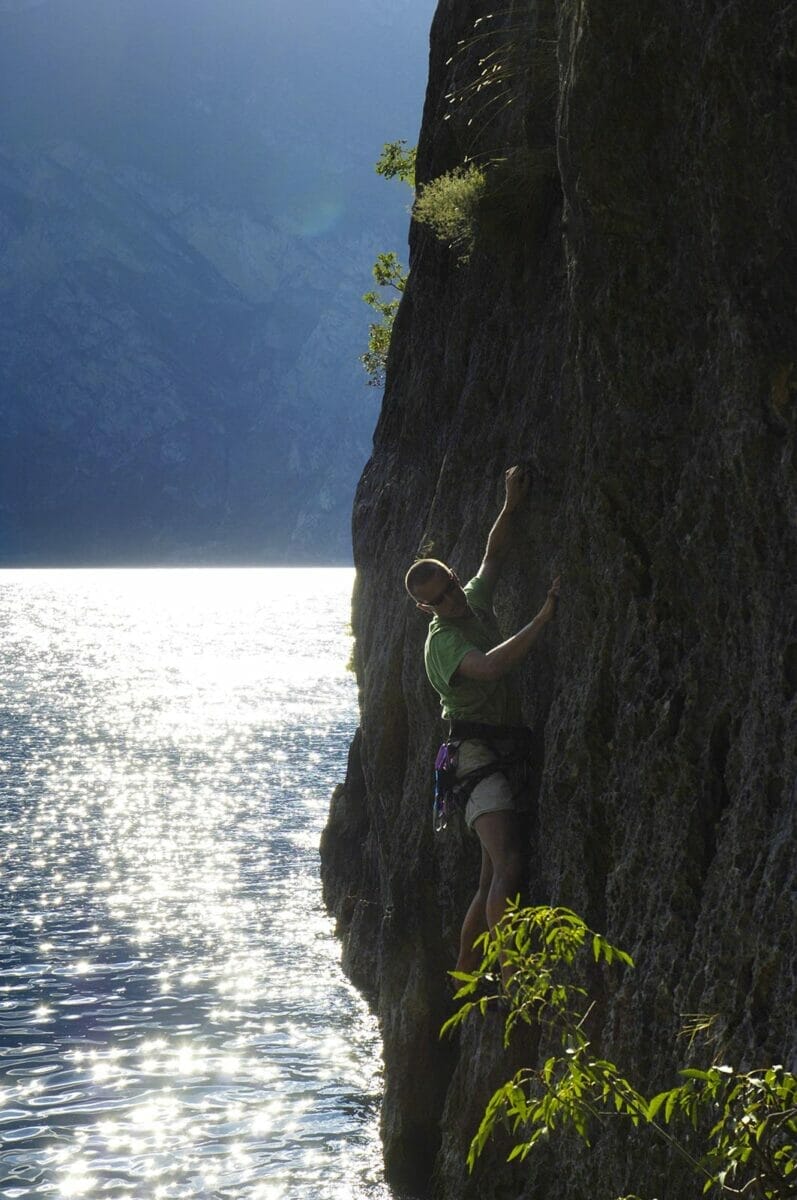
[321,0,796,1196]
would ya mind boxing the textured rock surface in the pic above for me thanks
[321,0,796,1196]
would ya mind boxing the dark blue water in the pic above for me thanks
[0,569,390,1200]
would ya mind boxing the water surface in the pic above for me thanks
[0,568,389,1199]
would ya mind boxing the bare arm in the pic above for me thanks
[455,577,560,682]
[477,465,529,592]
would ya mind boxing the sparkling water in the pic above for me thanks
[0,568,392,1200]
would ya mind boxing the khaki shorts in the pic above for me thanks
[457,738,524,830]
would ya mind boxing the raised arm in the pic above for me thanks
[476,465,530,592]
[456,576,560,682]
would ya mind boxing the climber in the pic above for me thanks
[405,465,560,985]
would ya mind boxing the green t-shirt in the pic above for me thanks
[424,574,519,724]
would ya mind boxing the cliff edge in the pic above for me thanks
[322,1,796,1196]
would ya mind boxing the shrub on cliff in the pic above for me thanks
[445,904,797,1198]
[412,163,486,262]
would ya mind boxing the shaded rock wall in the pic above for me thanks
[322,0,796,1196]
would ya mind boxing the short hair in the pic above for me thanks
[404,557,450,598]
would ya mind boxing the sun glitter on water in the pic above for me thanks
[0,567,395,1200]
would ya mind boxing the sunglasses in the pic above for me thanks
[425,575,458,607]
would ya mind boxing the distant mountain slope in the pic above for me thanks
[0,0,432,563]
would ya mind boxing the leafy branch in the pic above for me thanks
[443,902,797,1198]
[375,140,416,186]
[360,251,407,388]
[360,143,414,387]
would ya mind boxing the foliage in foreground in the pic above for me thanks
[444,903,797,1198]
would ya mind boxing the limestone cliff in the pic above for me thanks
[321,0,796,1196]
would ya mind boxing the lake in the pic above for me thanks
[0,568,394,1200]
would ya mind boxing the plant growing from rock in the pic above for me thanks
[375,139,416,186]
[360,142,414,387]
[444,902,797,1198]
[442,6,556,155]
[412,163,486,262]
[361,251,406,388]
[421,4,558,255]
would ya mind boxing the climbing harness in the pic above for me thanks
[432,722,534,832]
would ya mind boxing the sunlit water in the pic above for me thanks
[0,569,392,1200]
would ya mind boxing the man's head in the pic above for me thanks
[405,558,469,618]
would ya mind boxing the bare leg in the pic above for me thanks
[455,843,493,975]
[470,810,525,988]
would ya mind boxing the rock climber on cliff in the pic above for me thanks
[404,465,560,985]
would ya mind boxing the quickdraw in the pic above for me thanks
[433,740,460,832]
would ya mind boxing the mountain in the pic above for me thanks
[0,0,434,563]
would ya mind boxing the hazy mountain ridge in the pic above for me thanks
[0,0,431,563]
[0,138,388,561]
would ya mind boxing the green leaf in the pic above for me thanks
[375,140,416,186]
[648,1089,672,1113]
[665,1090,678,1123]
